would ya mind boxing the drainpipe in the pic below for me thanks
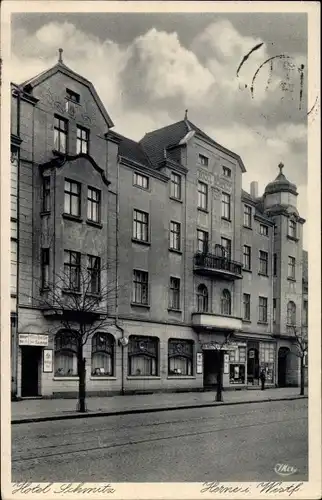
[271,222,276,385]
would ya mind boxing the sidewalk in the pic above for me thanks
[11,387,307,424]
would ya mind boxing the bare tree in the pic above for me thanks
[288,326,308,396]
[21,254,129,413]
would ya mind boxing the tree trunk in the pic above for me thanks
[216,351,223,402]
[300,355,305,396]
[77,343,87,412]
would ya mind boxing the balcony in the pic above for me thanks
[194,252,242,280]
[191,312,243,332]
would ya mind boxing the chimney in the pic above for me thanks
[250,181,258,198]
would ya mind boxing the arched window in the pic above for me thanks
[168,339,194,376]
[197,284,208,312]
[128,336,159,376]
[287,301,296,325]
[221,289,231,315]
[91,333,115,376]
[54,331,78,376]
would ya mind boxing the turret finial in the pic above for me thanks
[278,162,284,174]
[58,48,63,64]
[184,109,188,120]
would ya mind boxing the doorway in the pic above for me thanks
[278,347,290,387]
[21,346,41,397]
[247,345,259,385]
[203,350,222,390]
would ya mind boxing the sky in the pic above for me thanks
[10,12,308,243]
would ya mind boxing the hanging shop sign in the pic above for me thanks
[43,349,53,373]
[19,334,49,346]
[196,352,203,374]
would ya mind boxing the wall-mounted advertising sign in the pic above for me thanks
[43,349,53,373]
[19,334,49,346]
[196,353,203,374]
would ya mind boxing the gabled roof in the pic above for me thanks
[20,61,114,129]
[140,119,246,172]
[117,134,152,168]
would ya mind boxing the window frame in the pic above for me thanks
[42,177,51,212]
[259,224,269,236]
[222,166,232,178]
[197,284,208,312]
[197,229,209,254]
[170,172,181,200]
[76,125,90,155]
[287,256,296,280]
[221,237,231,260]
[169,221,181,251]
[258,296,268,323]
[259,250,268,276]
[87,255,101,295]
[243,204,252,228]
[87,186,101,223]
[132,269,149,305]
[169,277,181,310]
[287,301,296,326]
[133,172,149,190]
[198,154,209,167]
[63,250,81,291]
[54,331,78,377]
[64,179,81,217]
[243,245,251,271]
[54,115,68,154]
[91,332,114,377]
[128,335,159,377]
[288,219,297,239]
[221,289,232,316]
[41,248,50,289]
[197,181,208,211]
[168,339,194,376]
[133,209,149,243]
[221,192,231,220]
[243,293,251,321]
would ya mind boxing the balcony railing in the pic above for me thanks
[194,252,242,279]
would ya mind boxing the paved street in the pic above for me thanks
[12,399,307,483]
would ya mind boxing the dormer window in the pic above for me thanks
[259,224,268,236]
[223,166,231,178]
[66,89,80,104]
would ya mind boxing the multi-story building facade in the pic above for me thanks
[10,53,308,398]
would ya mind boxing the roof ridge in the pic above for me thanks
[140,119,185,141]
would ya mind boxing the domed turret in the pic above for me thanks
[263,163,298,211]
[264,163,298,196]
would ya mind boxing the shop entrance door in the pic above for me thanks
[21,346,41,397]
[247,345,259,385]
[203,350,221,390]
[278,347,290,387]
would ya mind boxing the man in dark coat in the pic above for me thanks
[260,368,266,390]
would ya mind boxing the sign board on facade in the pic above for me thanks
[224,362,229,374]
[19,334,49,347]
[196,353,203,374]
[43,349,53,373]
[201,342,246,351]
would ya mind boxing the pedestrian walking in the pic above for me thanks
[260,368,266,390]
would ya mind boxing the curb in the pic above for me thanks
[11,395,307,425]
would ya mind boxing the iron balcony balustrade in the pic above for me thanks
[194,252,243,280]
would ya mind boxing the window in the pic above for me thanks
[259,343,275,383]
[170,221,181,251]
[54,331,78,376]
[91,333,114,376]
[197,229,208,253]
[87,187,101,223]
[273,298,276,322]
[197,284,208,312]
[229,347,246,384]
[259,250,268,275]
[221,192,231,220]
[288,219,297,238]
[66,88,80,103]
[133,172,149,190]
[42,177,50,212]
[273,254,277,276]
[274,225,277,235]
[199,154,209,167]
[87,255,100,294]
[221,237,231,260]
[54,115,68,153]
[287,301,296,325]
[259,296,268,323]
[243,245,251,270]
[169,277,180,310]
[303,300,308,326]
[64,250,81,291]
[243,205,252,228]
[243,293,250,321]
[41,249,50,289]
[223,166,231,178]
[64,180,81,217]
[197,181,208,210]
[128,336,158,376]
[288,256,296,280]
[260,224,268,236]
[221,289,231,316]
[170,172,181,200]
[132,270,148,305]
[168,339,193,376]
[76,126,89,154]
[133,210,149,242]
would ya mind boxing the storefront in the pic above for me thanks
[245,339,276,387]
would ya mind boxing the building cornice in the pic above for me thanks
[119,156,169,183]
[157,158,188,175]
